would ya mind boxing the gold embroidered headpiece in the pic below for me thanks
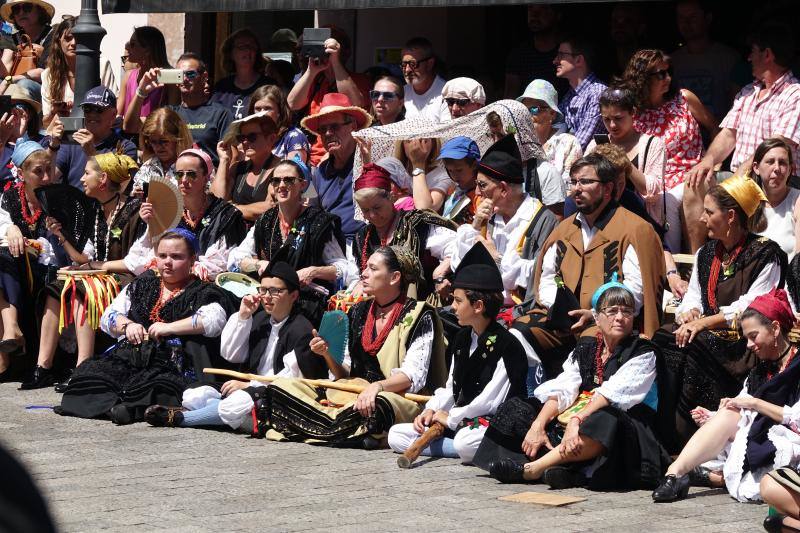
[719,175,767,218]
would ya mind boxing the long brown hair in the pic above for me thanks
[45,16,76,107]
[706,184,767,234]
[221,28,266,76]
[247,84,291,137]
[620,49,677,110]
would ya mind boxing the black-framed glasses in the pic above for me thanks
[569,178,604,188]
[257,286,288,297]
[236,132,262,144]
[648,68,672,80]
[11,3,34,15]
[400,57,432,70]
[146,137,173,147]
[445,97,471,107]
[599,306,634,318]
[121,55,129,64]
[175,170,198,181]
[318,121,352,134]
[369,90,398,101]
[269,176,299,187]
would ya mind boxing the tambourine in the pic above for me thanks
[216,272,260,298]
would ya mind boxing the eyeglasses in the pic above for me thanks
[11,3,34,15]
[599,306,634,318]
[568,178,604,188]
[146,137,173,147]
[400,57,432,70]
[183,69,201,81]
[476,180,493,191]
[648,68,672,81]
[369,90,399,101]
[554,50,580,60]
[120,55,129,64]
[445,97,471,107]
[175,170,199,181]
[257,286,288,297]
[269,176,299,187]
[317,121,352,134]
[236,132,262,144]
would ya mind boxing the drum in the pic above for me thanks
[56,269,120,332]
[327,289,370,312]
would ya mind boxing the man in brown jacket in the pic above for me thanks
[513,152,665,378]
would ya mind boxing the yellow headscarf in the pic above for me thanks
[93,153,139,184]
[719,175,767,218]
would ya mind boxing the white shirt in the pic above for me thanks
[425,331,512,431]
[450,195,541,300]
[537,212,644,313]
[534,348,657,413]
[123,231,233,280]
[0,204,56,266]
[403,76,450,124]
[677,247,783,325]
[99,283,227,338]
[759,187,800,261]
[220,313,300,385]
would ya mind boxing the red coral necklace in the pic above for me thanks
[17,182,42,230]
[361,295,405,356]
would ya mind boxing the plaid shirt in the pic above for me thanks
[720,70,800,172]
[559,73,607,150]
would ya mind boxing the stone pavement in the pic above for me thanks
[1,383,766,533]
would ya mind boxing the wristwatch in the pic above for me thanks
[3,75,11,84]
[412,167,425,177]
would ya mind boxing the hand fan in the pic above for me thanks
[146,175,183,239]
[318,310,349,364]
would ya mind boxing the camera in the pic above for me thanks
[301,27,331,61]
[157,69,184,85]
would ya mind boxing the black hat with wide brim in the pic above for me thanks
[477,134,523,184]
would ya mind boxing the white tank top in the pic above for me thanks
[759,187,800,261]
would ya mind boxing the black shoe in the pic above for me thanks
[652,474,690,502]
[144,405,184,427]
[542,466,587,489]
[53,377,71,394]
[764,513,800,532]
[109,404,133,425]
[688,465,713,487]
[18,366,54,390]
[0,338,23,354]
[489,459,527,483]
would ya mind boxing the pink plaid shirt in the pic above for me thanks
[720,71,800,172]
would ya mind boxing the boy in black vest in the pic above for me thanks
[388,242,528,463]
[145,261,328,429]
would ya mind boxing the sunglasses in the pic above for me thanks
[400,57,432,70]
[270,176,299,187]
[146,137,173,147]
[175,170,199,181]
[11,3,34,15]
[236,132,262,144]
[528,106,542,115]
[83,105,106,114]
[445,97,471,107]
[369,90,398,101]
[648,68,672,81]
[257,286,288,297]
[183,69,201,81]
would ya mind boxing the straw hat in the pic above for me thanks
[300,93,372,136]
[1,0,55,23]
[4,83,40,113]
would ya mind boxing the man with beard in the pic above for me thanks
[512,152,664,378]
[303,93,371,243]
[401,37,450,123]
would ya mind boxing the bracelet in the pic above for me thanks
[572,415,584,425]
[666,269,678,277]
[135,88,147,99]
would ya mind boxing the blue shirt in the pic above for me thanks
[558,73,607,151]
[55,131,137,190]
[311,155,363,239]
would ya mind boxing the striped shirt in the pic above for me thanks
[559,73,608,150]
[720,70,800,172]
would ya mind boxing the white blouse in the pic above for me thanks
[123,231,233,280]
[220,313,301,384]
[0,204,56,265]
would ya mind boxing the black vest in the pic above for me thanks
[244,310,328,379]
[572,335,657,399]
[451,322,528,408]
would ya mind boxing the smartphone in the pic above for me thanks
[301,27,331,60]
[594,133,610,145]
[61,116,85,139]
[157,69,184,84]
[0,95,12,117]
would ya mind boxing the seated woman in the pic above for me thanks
[143,261,333,430]
[122,149,247,281]
[257,246,448,448]
[352,163,456,300]
[749,138,799,261]
[0,142,58,381]
[131,108,193,192]
[484,279,671,490]
[394,138,451,212]
[213,112,281,222]
[21,153,144,390]
[654,176,786,445]
[57,229,237,424]
[653,289,800,503]
[227,158,348,325]
[248,84,310,162]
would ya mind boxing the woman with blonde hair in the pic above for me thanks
[393,138,450,212]
[132,107,193,190]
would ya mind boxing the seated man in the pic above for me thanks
[441,77,485,120]
[450,134,558,306]
[388,242,528,464]
[144,261,330,430]
[513,152,664,378]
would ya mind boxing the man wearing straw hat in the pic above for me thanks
[303,92,372,242]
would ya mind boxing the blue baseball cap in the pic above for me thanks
[81,86,116,108]
[438,136,481,162]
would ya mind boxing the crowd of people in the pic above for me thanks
[2,0,800,529]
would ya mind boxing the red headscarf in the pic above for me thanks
[355,163,392,192]
[747,288,795,332]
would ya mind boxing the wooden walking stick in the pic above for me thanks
[202,368,432,403]
[397,422,446,469]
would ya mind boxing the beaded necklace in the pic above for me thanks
[361,296,405,356]
[94,195,123,261]
[17,182,42,231]
[707,236,746,311]
[148,280,186,323]
[182,196,208,230]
